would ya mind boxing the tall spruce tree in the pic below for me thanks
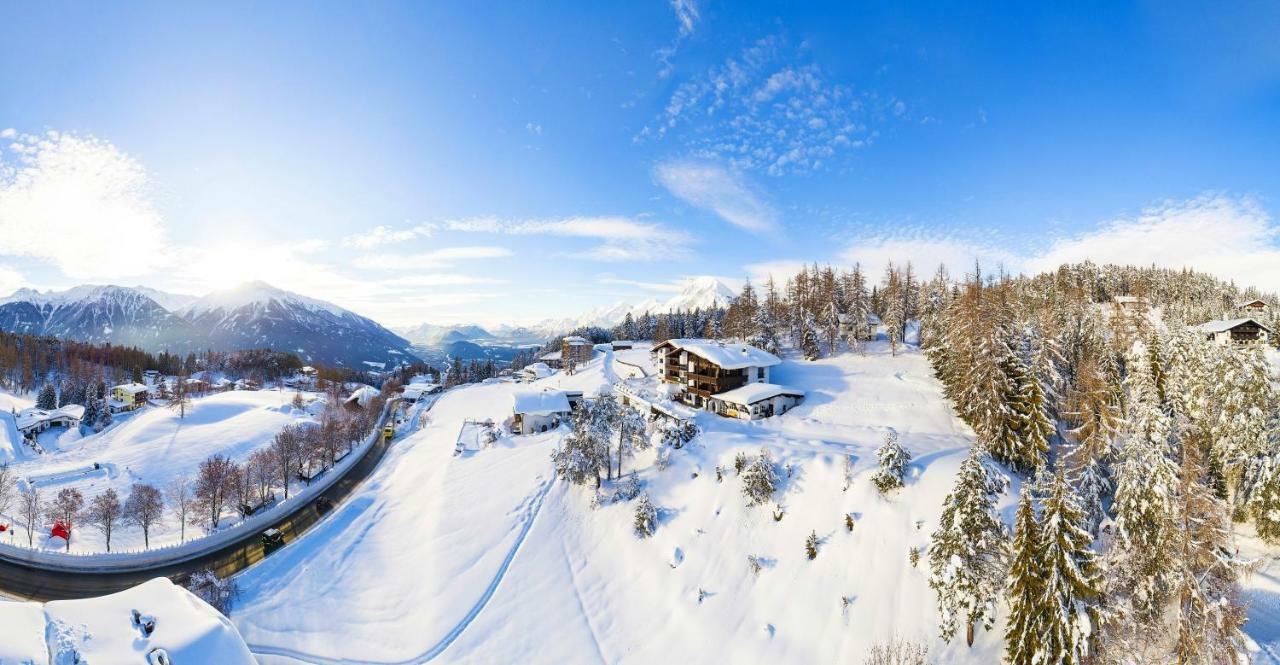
[1004,487,1041,665]
[928,444,1009,646]
[1036,471,1101,665]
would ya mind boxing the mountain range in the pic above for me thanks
[0,282,415,369]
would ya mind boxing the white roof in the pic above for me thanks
[521,362,554,379]
[15,404,84,430]
[540,350,562,361]
[114,382,149,394]
[713,383,804,406]
[345,385,380,406]
[1238,299,1268,307]
[563,336,589,345]
[656,338,781,370]
[1195,317,1272,334]
[512,389,572,416]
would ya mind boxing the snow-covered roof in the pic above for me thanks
[301,365,317,373]
[1112,295,1148,304]
[512,389,572,415]
[345,385,380,406]
[114,382,149,394]
[401,382,440,399]
[540,350,562,361]
[1195,317,1272,334]
[563,336,589,345]
[713,383,804,406]
[53,404,85,420]
[520,362,554,379]
[653,338,781,370]
[1238,299,1268,307]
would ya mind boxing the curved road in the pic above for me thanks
[0,397,423,602]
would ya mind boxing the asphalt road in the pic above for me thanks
[0,398,415,602]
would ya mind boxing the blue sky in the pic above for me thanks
[1,1,1278,326]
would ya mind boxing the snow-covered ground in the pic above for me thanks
[0,389,325,553]
[0,577,254,663]
[233,341,1021,663]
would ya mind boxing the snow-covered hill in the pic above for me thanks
[231,340,1016,663]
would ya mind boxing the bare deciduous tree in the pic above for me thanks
[47,487,85,551]
[166,474,194,543]
[123,483,164,549]
[87,488,122,552]
[18,487,40,547]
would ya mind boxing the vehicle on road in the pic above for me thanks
[314,497,334,516]
[261,528,285,556]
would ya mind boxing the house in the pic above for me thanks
[1195,318,1272,346]
[345,385,380,408]
[650,339,798,416]
[142,369,161,384]
[234,378,261,391]
[610,340,634,351]
[561,336,593,368]
[401,382,442,402]
[1238,299,1270,315]
[518,362,555,382]
[707,384,805,420]
[512,389,574,434]
[110,383,149,412]
[538,350,563,369]
[185,377,210,394]
[15,404,85,437]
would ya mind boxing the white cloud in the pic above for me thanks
[342,224,428,249]
[440,215,693,262]
[525,122,543,136]
[654,160,775,232]
[0,128,15,139]
[744,260,810,285]
[0,131,167,278]
[670,0,699,37]
[641,35,898,175]
[352,245,513,270]
[833,195,1280,292]
[0,265,23,295]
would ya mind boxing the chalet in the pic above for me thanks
[561,336,593,368]
[519,362,555,382]
[235,378,261,391]
[185,377,210,394]
[651,339,801,418]
[610,340,634,351]
[1238,299,1270,315]
[1195,318,1272,346]
[707,384,804,420]
[15,404,84,437]
[512,389,573,434]
[110,383,149,412]
[538,350,563,369]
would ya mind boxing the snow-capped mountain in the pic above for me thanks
[397,322,496,347]
[0,281,417,369]
[0,285,200,348]
[526,276,738,336]
[179,281,416,368]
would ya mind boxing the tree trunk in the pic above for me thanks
[966,621,974,647]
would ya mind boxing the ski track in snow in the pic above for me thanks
[561,539,610,664]
[248,476,554,665]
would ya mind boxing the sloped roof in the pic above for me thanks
[512,389,572,415]
[1195,317,1273,334]
[521,362,554,379]
[654,338,781,369]
[563,336,590,345]
[114,383,149,394]
[713,383,804,406]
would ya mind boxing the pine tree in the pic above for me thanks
[799,312,822,361]
[36,382,57,410]
[741,447,778,506]
[927,445,1009,646]
[1004,487,1041,665]
[1036,471,1101,665]
[805,530,819,560]
[633,492,657,538]
[871,430,911,494]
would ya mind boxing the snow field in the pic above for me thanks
[0,389,325,554]
[234,341,1018,663]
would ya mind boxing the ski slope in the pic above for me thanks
[234,342,1020,663]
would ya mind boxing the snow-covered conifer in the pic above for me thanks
[633,492,657,538]
[741,448,778,507]
[871,430,911,494]
[1003,487,1040,665]
[1036,471,1101,665]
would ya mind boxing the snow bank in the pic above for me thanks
[0,578,254,664]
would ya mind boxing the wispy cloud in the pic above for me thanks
[640,35,902,176]
[654,160,775,232]
[833,194,1280,292]
[670,0,699,37]
[438,215,693,262]
[0,131,168,278]
[342,224,431,249]
[355,245,513,270]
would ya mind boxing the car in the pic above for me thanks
[261,528,285,556]
[383,423,395,439]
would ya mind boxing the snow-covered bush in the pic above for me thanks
[871,431,912,495]
[613,471,642,503]
[633,492,657,538]
[186,569,239,615]
[741,448,778,506]
[733,452,749,475]
[748,554,763,576]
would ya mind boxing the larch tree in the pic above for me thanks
[927,445,1009,646]
[1004,487,1041,665]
